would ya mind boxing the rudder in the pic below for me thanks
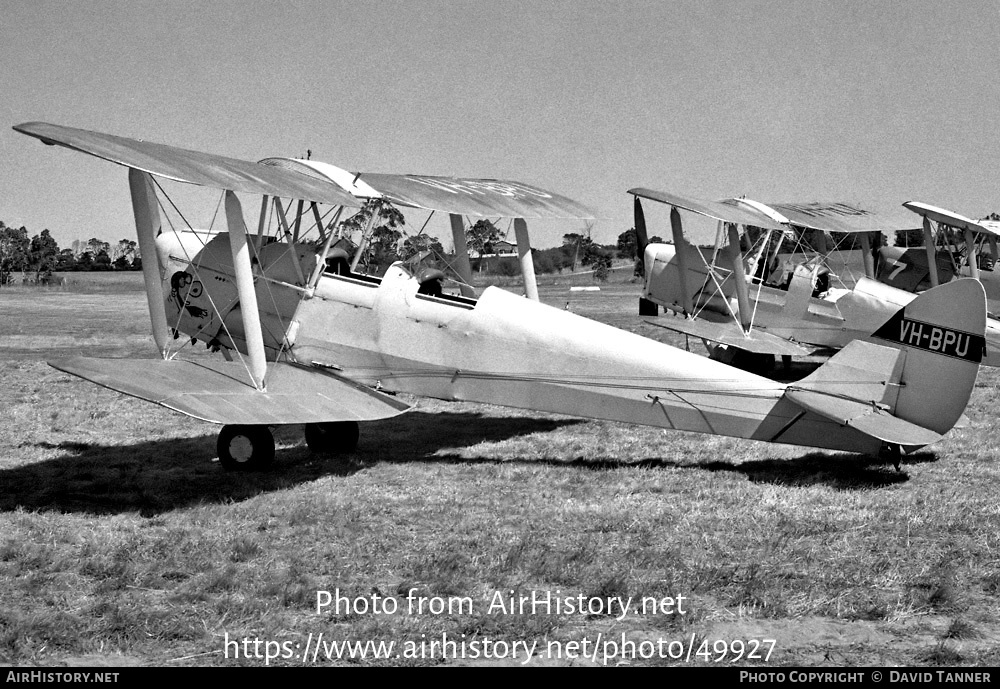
[870,278,986,435]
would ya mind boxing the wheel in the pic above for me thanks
[304,421,360,454]
[879,442,903,471]
[217,425,275,471]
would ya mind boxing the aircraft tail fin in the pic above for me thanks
[784,279,986,448]
[868,278,986,435]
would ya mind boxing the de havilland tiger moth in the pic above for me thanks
[12,122,989,470]
[630,189,1000,369]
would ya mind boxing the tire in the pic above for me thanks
[217,425,275,471]
[304,421,360,454]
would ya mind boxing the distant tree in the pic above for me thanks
[561,233,587,270]
[581,242,608,267]
[532,248,554,274]
[616,228,638,260]
[368,225,403,269]
[0,223,30,285]
[341,199,405,272]
[55,248,78,272]
[565,231,611,269]
[112,238,138,267]
[28,229,59,283]
[593,254,612,282]
[87,237,110,257]
[492,258,520,277]
[76,251,94,271]
[534,245,573,273]
[466,219,502,257]
[400,234,445,261]
[93,249,113,271]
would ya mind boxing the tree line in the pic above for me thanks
[1,206,648,287]
[329,200,649,281]
[0,221,141,285]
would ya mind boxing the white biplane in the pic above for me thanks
[631,189,1000,368]
[13,123,989,469]
[879,201,1000,314]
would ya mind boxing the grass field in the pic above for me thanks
[1,275,998,667]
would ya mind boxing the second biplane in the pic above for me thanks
[879,201,1000,314]
[13,122,989,469]
[631,189,1000,368]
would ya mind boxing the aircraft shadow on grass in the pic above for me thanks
[0,411,920,516]
[0,411,582,516]
[2,411,932,516]
[689,451,932,488]
[428,449,929,490]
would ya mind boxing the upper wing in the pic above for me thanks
[628,188,785,231]
[759,201,884,233]
[629,190,913,237]
[761,200,924,235]
[13,121,361,207]
[261,157,596,219]
[903,201,1000,236]
[979,220,1000,236]
[50,357,410,425]
[355,172,596,219]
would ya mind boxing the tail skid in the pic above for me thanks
[783,279,986,450]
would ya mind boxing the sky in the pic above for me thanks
[2,0,1000,250]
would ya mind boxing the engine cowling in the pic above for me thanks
[156,231,316,354]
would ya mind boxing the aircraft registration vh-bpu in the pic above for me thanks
[12,122,989,470]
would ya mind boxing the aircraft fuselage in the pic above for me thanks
[643,241,1000,363]
[159,232,888,453]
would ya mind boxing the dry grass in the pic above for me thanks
[1,278,998,666]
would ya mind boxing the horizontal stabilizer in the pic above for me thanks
[647,314,815,356]
[784,340,942,446]
[49,357,410,426]
[786,390,942,446]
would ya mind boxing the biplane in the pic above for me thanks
[879,201,1000,313]
[631,189,1000,367]
[13,122,988,470]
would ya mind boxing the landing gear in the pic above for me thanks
[217,425,275,471]
[638,297,659,316]
[879,442,902,471]
[305,421,360,454]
